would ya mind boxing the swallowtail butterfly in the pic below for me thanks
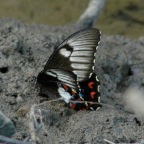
[37,28,101,110]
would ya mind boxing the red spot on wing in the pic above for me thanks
[70,103,76,109]
[90,91,96,99]
[77,98,82,101]
[88,82,94,89]
[63,84,69,91]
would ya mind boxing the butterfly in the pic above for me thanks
[37,28,101,110]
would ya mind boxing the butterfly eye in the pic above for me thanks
[31,76,37,84]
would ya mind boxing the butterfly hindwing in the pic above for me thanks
[61,84,89,111]
[61,73,101,110]
[79,73,101,110]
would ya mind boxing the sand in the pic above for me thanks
[0,18,144,144]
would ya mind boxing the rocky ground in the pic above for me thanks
[0,18,144,144]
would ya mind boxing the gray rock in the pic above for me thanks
[0,111,16,137]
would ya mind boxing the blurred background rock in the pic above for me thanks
[0,0,143,38]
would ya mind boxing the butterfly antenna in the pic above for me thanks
[35,98,63,107]
[69,100,114,109]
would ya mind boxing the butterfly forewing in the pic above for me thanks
[44,28,101,82]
